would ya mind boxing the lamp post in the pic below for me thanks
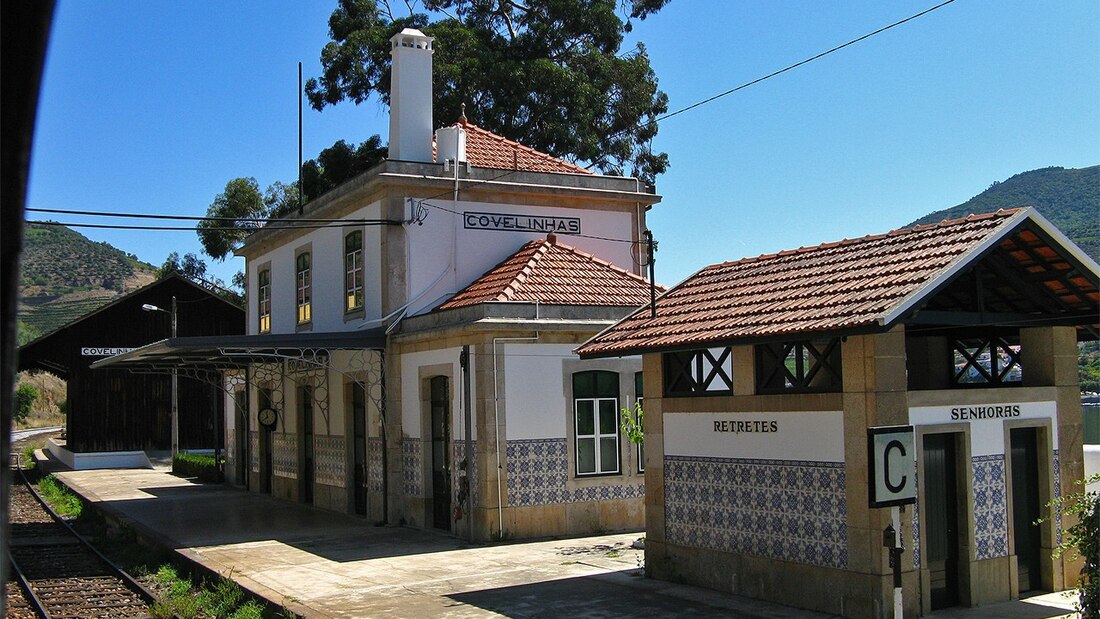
[142,296,177,457]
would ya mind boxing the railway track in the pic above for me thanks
[7,466,158,619]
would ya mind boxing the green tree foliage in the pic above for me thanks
[197,178,267,261]
[14,383,38,423]
[157,252,209,281]
[301,137,388,200]
[620,400,644,445]
[306,0,671,184]
[1042,474,1099,617]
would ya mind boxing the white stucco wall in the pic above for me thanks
[504,343,574,440]
[399,347,473,440]
[246,202,383,334]
[404,199,636,316]
[908,401,1058,456]
[663,411,846,462]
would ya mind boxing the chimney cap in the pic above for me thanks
[391,28,434,50]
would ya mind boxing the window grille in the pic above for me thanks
[952,336,1022,386]
[755,338,842,394]
[662,347,733,396]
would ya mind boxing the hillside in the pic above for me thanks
[18,223,158,341]
[908,165,1099,262]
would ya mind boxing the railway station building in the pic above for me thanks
[577,208,1099,618]
[99,29,660,541]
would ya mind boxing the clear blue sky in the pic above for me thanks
[27,1,1100,289]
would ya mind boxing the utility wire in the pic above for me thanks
[650,0,956,127]
[26,207,399,225]
[32,2,953,237]
[26,220,398,232]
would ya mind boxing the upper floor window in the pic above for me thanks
[345,231,364,312]
[755,338,842,394]
[573,370,620,476]
[258,268,271,333]
[663,347,733,396]
[952,336,1022,386]
[296,252,312,324]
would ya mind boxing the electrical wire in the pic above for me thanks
[29,2,954,238]
[26,207,399,226]
[26,220,398,232]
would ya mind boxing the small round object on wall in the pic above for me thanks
[258,407,277,430]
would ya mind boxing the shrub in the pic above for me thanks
[172,452,222,483]
[14,383,38,423]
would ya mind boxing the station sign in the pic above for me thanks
[868,425,916,508]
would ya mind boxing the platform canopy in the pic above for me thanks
[90,330,387,372]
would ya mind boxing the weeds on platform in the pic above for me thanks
[36,474,82,519]
[148,563,290,619]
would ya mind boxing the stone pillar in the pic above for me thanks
[1021,325,1084,590]
[842,327,918,618]
[641,352,665,577]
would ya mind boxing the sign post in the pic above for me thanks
[868,425,916,619]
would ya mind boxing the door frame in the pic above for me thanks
[418,363,455,532]
[916,424,973,613]
[345,377,370,516]
[1003,418,1055,596]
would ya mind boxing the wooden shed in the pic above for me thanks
[18,274,244,453]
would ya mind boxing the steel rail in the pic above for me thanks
[10,465,167,618]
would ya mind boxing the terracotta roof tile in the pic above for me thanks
[436,235,661,311]
[577,209,1041,357]
[435,119,594,176]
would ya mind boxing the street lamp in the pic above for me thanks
[142,296,177,458]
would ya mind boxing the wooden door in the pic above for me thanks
[430,376,451,531]
[300,386,314,504]
[1010,427,1043,593]
[352,383,368,516]
[924,433,960,609]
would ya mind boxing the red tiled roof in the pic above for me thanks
[437,118,594,176]
[436,235,660,310]
[577,208,1081,357]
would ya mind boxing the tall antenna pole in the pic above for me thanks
[298,61,303,215]
[644,229,656,318]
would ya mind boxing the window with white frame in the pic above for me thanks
[258,268,271,333]
[573,370,620,476]
[296,252,312,324]
[345,231,364,312]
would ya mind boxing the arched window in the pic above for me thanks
[573,370,620,476]
[257,268,271,333]
[345,231,364,312]
[296,252,312,324]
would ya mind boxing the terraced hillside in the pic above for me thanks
[18,223,158,341]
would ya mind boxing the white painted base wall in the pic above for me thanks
[47,438,152,470]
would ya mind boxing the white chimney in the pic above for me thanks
[389,28,434,162]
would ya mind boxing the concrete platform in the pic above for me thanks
[49,465,1080,618]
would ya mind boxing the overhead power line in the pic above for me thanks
[30,1,954,233]
[26,220,399,232]
[651,0,956,127]
[26,207,399,226]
